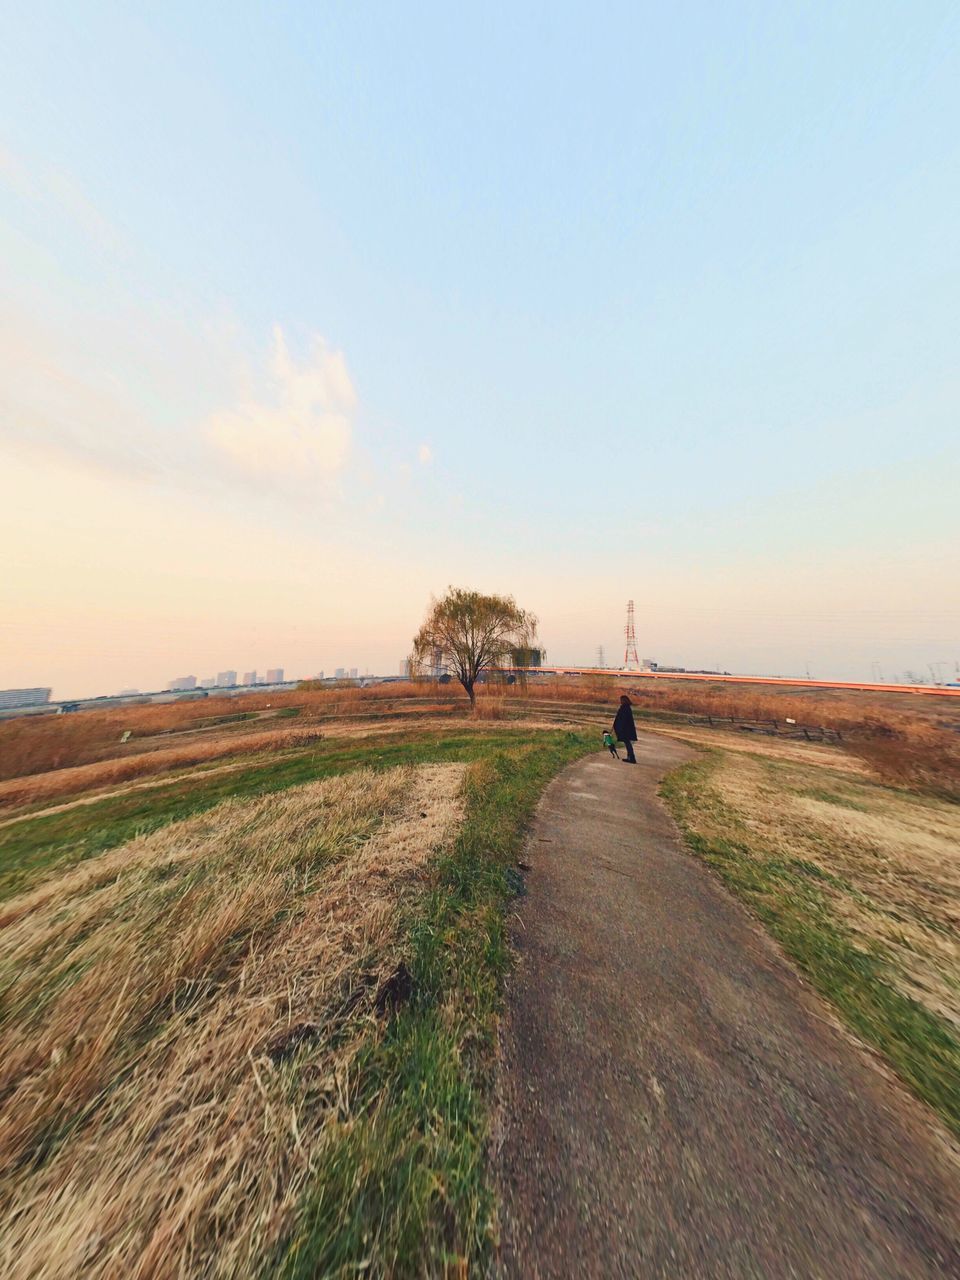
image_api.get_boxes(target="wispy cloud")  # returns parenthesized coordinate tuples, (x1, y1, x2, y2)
(0, 306, 360, 502)
(0, 310, 159, 479)
(1, 146, 360, 502)
(205, 326, 356, 483)
(0, 142, 124, 254)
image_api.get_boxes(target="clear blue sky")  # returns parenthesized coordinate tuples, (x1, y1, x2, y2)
(2, 2, 958, 694)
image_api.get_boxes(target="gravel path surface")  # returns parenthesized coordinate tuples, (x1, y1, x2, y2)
(494, 733, 960, 1278)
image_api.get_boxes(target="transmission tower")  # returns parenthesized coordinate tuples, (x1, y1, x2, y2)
(430, 644, 444, 679)
(596, 645, 606, 669)
(623, 600, 640, 670)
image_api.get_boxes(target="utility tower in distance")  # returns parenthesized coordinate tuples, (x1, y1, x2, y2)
(596, 645, 606, 668)
(623, 600, 640, 670)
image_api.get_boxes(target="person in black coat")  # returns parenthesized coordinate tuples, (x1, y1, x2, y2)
(613, 694, 638, 764)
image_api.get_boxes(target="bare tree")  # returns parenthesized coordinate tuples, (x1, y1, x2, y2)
(411, 588, 538, 706)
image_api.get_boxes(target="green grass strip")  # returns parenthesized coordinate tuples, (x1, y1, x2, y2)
(277, 731, 594, 1278)
(3, 725, 594, 1271)
(0, 728, 562, 901)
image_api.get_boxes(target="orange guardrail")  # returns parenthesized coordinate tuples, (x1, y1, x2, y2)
(499, 667, 960, 697)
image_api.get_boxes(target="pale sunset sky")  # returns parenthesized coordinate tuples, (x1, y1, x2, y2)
(2, 2, 958, 697)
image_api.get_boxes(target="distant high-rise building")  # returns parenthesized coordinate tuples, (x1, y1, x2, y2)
(349, 667, 358, 680)
(242, 671, 257, 686)
(200, 677, 216, 689)
(217, 671, 237, 687)
(0, 687, 51, 710)
(265, 667, 284, 684)
(169, 676, 197, 692)
(334, 667, 346, 679)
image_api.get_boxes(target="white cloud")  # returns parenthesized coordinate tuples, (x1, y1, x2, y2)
(205, 326, 356, 482)
(0, 146, 359, 499)
(0, 308, 359, 500)
(418, 443, 433, 465)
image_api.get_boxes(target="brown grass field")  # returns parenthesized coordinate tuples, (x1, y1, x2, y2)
(0, 682, 461, 783)
(3, 675, 958, 809)
(660, 728, 960, 1134)
(1, 764, 466, 1277)
(508, 676, 960, 798)
(0, 676, 958, 1269)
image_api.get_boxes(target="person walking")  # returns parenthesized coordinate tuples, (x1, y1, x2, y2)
(613, 694, 638, 764)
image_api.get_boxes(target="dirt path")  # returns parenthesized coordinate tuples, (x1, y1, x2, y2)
(494, 733, 960, 1278)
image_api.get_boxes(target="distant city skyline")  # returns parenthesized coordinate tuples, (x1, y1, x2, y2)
(23, 639, 960, 704)
(2, 4, 958, 699)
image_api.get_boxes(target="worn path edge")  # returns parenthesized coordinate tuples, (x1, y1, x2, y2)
(493, 732, 960, 1278)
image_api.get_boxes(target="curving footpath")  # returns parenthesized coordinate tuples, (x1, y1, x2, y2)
(494, 733, 960, 1278)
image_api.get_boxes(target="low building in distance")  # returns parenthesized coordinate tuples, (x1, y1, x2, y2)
(265, 667, 284, 683)
(217, 671, 237, 688)
(334, 667, 346, 679)
(200, 677, 216, 689)
(242, 671, 257, 686)
(511, 646, 543, 668)
(169, 676, 197, 692)
(349, 667, 358, 679)
(0, 687, 52, 710)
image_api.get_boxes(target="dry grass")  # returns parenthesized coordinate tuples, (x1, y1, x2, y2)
(0, 682, 463, 783)
(648, 722, 872, 776)
(0, 713, 574, 818)
(0, 726, 328, 811)
(671, 747, 960, 1032)
(0, 756, 266, 832)
(472, 695, 506, 720)
(662, 745, 960, 1132)
(514, 674, 956, 727)
(0, 763, 466, 1279)
(5, 673, 958, 807)
(508, 677, 960, 797)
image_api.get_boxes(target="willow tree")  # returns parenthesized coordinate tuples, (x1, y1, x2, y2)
(411, 588, 538, 706)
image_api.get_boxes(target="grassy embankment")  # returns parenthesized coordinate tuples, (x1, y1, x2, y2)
(505, 676, 960, 799)
(0, 725, 593, 1277)
(0, 681, 461, 784)
(0, 728, 537, 898)
(661, 740, 960, 1137)
(6, 674, 956, 811)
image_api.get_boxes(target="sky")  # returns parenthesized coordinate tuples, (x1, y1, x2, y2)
(2, 1, 958, 698)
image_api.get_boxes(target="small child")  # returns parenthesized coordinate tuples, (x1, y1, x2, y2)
(602, 731, 620, 759)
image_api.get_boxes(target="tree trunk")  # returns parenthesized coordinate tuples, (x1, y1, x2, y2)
(462, 678, 475, 706)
